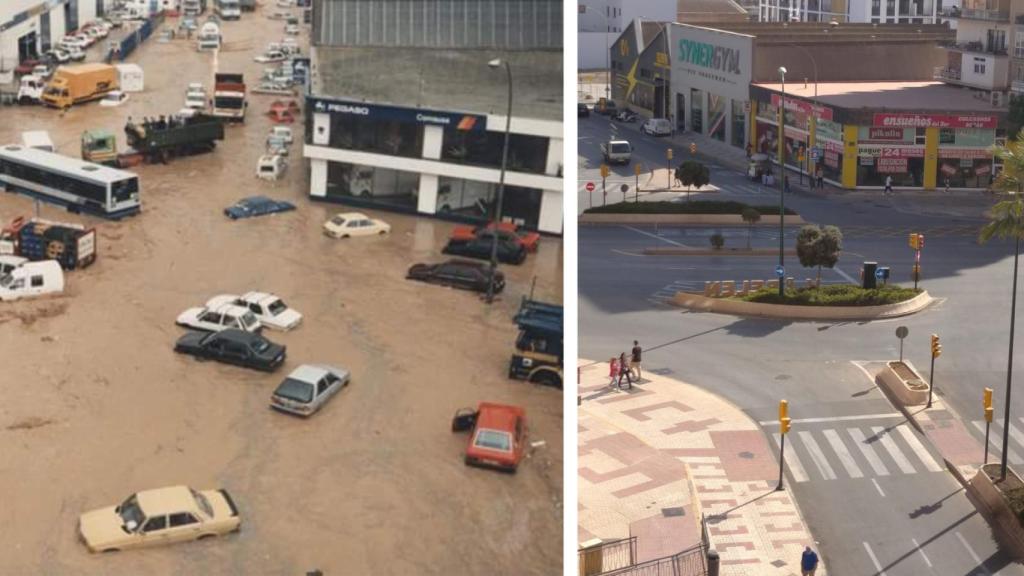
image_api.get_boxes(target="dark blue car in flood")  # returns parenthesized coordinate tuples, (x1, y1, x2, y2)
(224, 196, 296, 220)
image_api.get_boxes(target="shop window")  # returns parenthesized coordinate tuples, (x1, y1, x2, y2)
(857, 155, 926, 187)
(731, 100, 746, 148)
(442, 129, 549, 175)
(974, 58, 987, 74)
(690, 88, 704, 134)
(437, 177, 543, 229)
(936, 157, 994, 189)
(328, 115, 423, 159)
(708, 93, 726, 142)
(325, 161, 419, 211)
(915, 128, 927, 145)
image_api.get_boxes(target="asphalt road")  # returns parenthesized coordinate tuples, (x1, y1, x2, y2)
(579, 118, 1024, 574)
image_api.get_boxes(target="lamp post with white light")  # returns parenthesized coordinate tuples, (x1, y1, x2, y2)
(485, 58, 512, 304)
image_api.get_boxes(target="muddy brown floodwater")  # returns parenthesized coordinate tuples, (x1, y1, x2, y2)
(0, 7, 563, 576)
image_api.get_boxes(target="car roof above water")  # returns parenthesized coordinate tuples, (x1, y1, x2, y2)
(136, 485, 197, 516)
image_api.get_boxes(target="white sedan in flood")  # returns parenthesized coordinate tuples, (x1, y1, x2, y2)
(221, 291, 302, 331)
(99, 91, 129, 107)
(177, 297, 262, 333)
(323, 212, 391, 238)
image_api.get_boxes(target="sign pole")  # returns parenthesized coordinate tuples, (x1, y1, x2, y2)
(602, 177, 607, 206)
(777, 433, 786, 491)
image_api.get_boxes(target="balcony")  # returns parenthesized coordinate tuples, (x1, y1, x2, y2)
(942, 5, 1010, 20)
(944, 40, 1009, 56)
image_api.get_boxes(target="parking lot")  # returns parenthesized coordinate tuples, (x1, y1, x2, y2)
(0, 6, 562, 575)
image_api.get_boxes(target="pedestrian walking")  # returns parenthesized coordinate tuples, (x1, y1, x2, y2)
(630, 340, 643, 380)
(945, 177, 951, 193)
(884, 175, 894, 195)
(608, 357, 619, 387)
(816, 167, 824, 189)
(801, 546, 819, 576)
(618, 352, 633, 390)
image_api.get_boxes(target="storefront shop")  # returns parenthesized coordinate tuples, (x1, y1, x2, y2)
(668, 23, 753, 151)
(749, 82, 1005, 191)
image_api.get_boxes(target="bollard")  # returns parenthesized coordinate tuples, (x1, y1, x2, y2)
(707, 549, 720, 576)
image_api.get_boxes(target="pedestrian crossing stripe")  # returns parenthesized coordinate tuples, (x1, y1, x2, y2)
(772, 424, 943, 483)
(971, 419, 1024, 464)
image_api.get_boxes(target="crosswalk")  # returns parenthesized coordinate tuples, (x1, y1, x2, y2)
(971, 418, 1024, 465)
(772, 423, 944, 483)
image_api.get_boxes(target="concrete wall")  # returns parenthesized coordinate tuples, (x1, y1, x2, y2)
(753, 42, 950, 82)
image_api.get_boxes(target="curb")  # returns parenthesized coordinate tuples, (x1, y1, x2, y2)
(644, 248, 799, 256)
(579, 214, 806, 226)
(671, 290, 934, 321)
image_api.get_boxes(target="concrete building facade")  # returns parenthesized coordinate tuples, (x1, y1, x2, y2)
(578, 0, 675, 69)
(305, 0, 563, 234)
(936, 0, 1024, 105)
(758, 0, 940, 23)
(0, 0, 114, 72)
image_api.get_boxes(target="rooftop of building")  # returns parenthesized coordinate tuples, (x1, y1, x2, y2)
(686, 21, 955, 43)
(677, 0, 751, 23)
(752, 81, 1003, 112)
(311, 46, 562, 122)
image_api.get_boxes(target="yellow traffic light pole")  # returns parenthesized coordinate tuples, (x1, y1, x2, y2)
(634, 162, 641, 202)
(984, 387, 994, 464)
(600, 163, 610, 206)
(777, 400, 791, 491)
(928, 334, 941, 408)
(667, 148, 675, 190)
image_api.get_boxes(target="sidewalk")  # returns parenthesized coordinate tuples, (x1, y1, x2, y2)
(578, 360, 824, 575)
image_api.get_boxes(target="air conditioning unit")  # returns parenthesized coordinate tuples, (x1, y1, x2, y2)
(992, 91, 1004, 106)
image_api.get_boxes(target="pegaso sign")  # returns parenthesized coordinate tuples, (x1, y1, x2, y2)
(310, 97, 486, 131)
(678, 39, 741, 75)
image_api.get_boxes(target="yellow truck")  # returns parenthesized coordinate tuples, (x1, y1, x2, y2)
(41, 64, 118, 109)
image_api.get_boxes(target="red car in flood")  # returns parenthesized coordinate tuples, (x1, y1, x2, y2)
(452, 402, 527, 473)
(449, 222, 540, 252)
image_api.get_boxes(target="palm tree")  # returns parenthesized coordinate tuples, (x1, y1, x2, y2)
(979, 128, 1024, 481)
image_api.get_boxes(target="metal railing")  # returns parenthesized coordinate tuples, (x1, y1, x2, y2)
(943, 40, 1008, 55)
(596, 544, 708, 576)
(579, 537, 638, 575)
(701, 514, 711, 549)
(958, 7, 1009, 20)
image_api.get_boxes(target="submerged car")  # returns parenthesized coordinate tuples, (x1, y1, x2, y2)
(229, 291, 302, 331)
(442, 236, 527, 265)
(99, 91, 129, 107)
(78, 485, 240, 553)
(174, 329, 286, 372)
(451, 402, 527, 472)
(270, 364, 350, 416)
(449, 222, 540, 252)
(224, 195, 295, 219)
(322, 212, 391, 238)
(176, 298, 262, 333)
(406, 259, 505, 294)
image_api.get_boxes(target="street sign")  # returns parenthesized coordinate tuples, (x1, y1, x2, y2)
(620, 184, 629, 193)
(585, 182, 595, 192)
(896, 326, 909, 339)
(875, 268, 885, 279)
(810, 147, 822, 161)
(775, 265, 785, 278)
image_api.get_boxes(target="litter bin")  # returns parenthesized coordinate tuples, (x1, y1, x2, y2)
(862, 261, 878, 289)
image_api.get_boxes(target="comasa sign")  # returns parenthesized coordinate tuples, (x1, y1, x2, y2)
(873, 113, 998, 129)
(678, 39, 741, 75)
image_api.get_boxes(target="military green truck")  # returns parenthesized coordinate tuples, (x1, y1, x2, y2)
(82, 114, 225, 167)
(508, 298, 563, 389)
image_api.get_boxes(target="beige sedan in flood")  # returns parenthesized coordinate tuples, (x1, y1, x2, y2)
(323, 212, 391, 238)
(79, 485, 240, 552)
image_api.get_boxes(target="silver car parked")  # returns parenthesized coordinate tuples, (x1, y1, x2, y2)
(270, 364, 350, 417)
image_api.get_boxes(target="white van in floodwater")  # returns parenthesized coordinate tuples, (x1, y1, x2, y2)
(21, 131, 55, 152)
(0, 260, 64, 301)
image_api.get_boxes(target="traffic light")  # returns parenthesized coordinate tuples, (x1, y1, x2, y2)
(909, 233, 920, 250)
(600, 164, 610, 179)
(666, 148, 674, 160)
(984, 387, 994, 423)
(634, 163, 642, 175)
(779, 400, 791, 434)
(918, 234, 925, 249)
(689, 142, 697, 155)
(931, 334, 942, 359)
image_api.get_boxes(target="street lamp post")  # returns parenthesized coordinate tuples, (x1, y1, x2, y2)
(485, 58, 513, 305)
(778, 66, 787, 298)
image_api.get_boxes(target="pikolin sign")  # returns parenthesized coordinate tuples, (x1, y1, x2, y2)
(678, 39, 741, 75)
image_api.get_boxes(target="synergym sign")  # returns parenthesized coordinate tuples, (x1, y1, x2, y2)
(677, 39, 742, 76)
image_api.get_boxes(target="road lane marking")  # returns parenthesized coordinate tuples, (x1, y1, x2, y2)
(759, 413, 902, 426)
(871, 426, 917, 474)
(955, 532, 989, 575)
(1007, 421, 1024, 449)
(620, 225, 690, 248)
(973, 420, 1024, 464)
(833, 265, 857, 284)
(797, 431, 838, 480)
(871, 478, 886, 497)
(911, 537, 932, 568)
(896, 425, 944, 473)
(849, 428, 891, 476)
(863, 542, 888, 576)
(772, 433, 809, 483)
(823, 429, 864, 478)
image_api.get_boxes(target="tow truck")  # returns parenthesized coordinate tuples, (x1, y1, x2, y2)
(508, 298, 563, 389)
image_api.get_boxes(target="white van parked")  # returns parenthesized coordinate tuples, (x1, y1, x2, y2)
(0, 261, 64, 301)
(21, 131, 55, 152)
(256, 154, 287, 181)
(641, 118, 673, 137)
(0, 255, 28, 276)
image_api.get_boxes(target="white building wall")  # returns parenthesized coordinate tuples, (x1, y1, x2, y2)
(1, 0, 113, 72)
(759, 0, 938, 22)
(579, 0, 674, 32)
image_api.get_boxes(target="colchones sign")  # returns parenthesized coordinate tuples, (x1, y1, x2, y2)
(678, 39, 741, 75)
